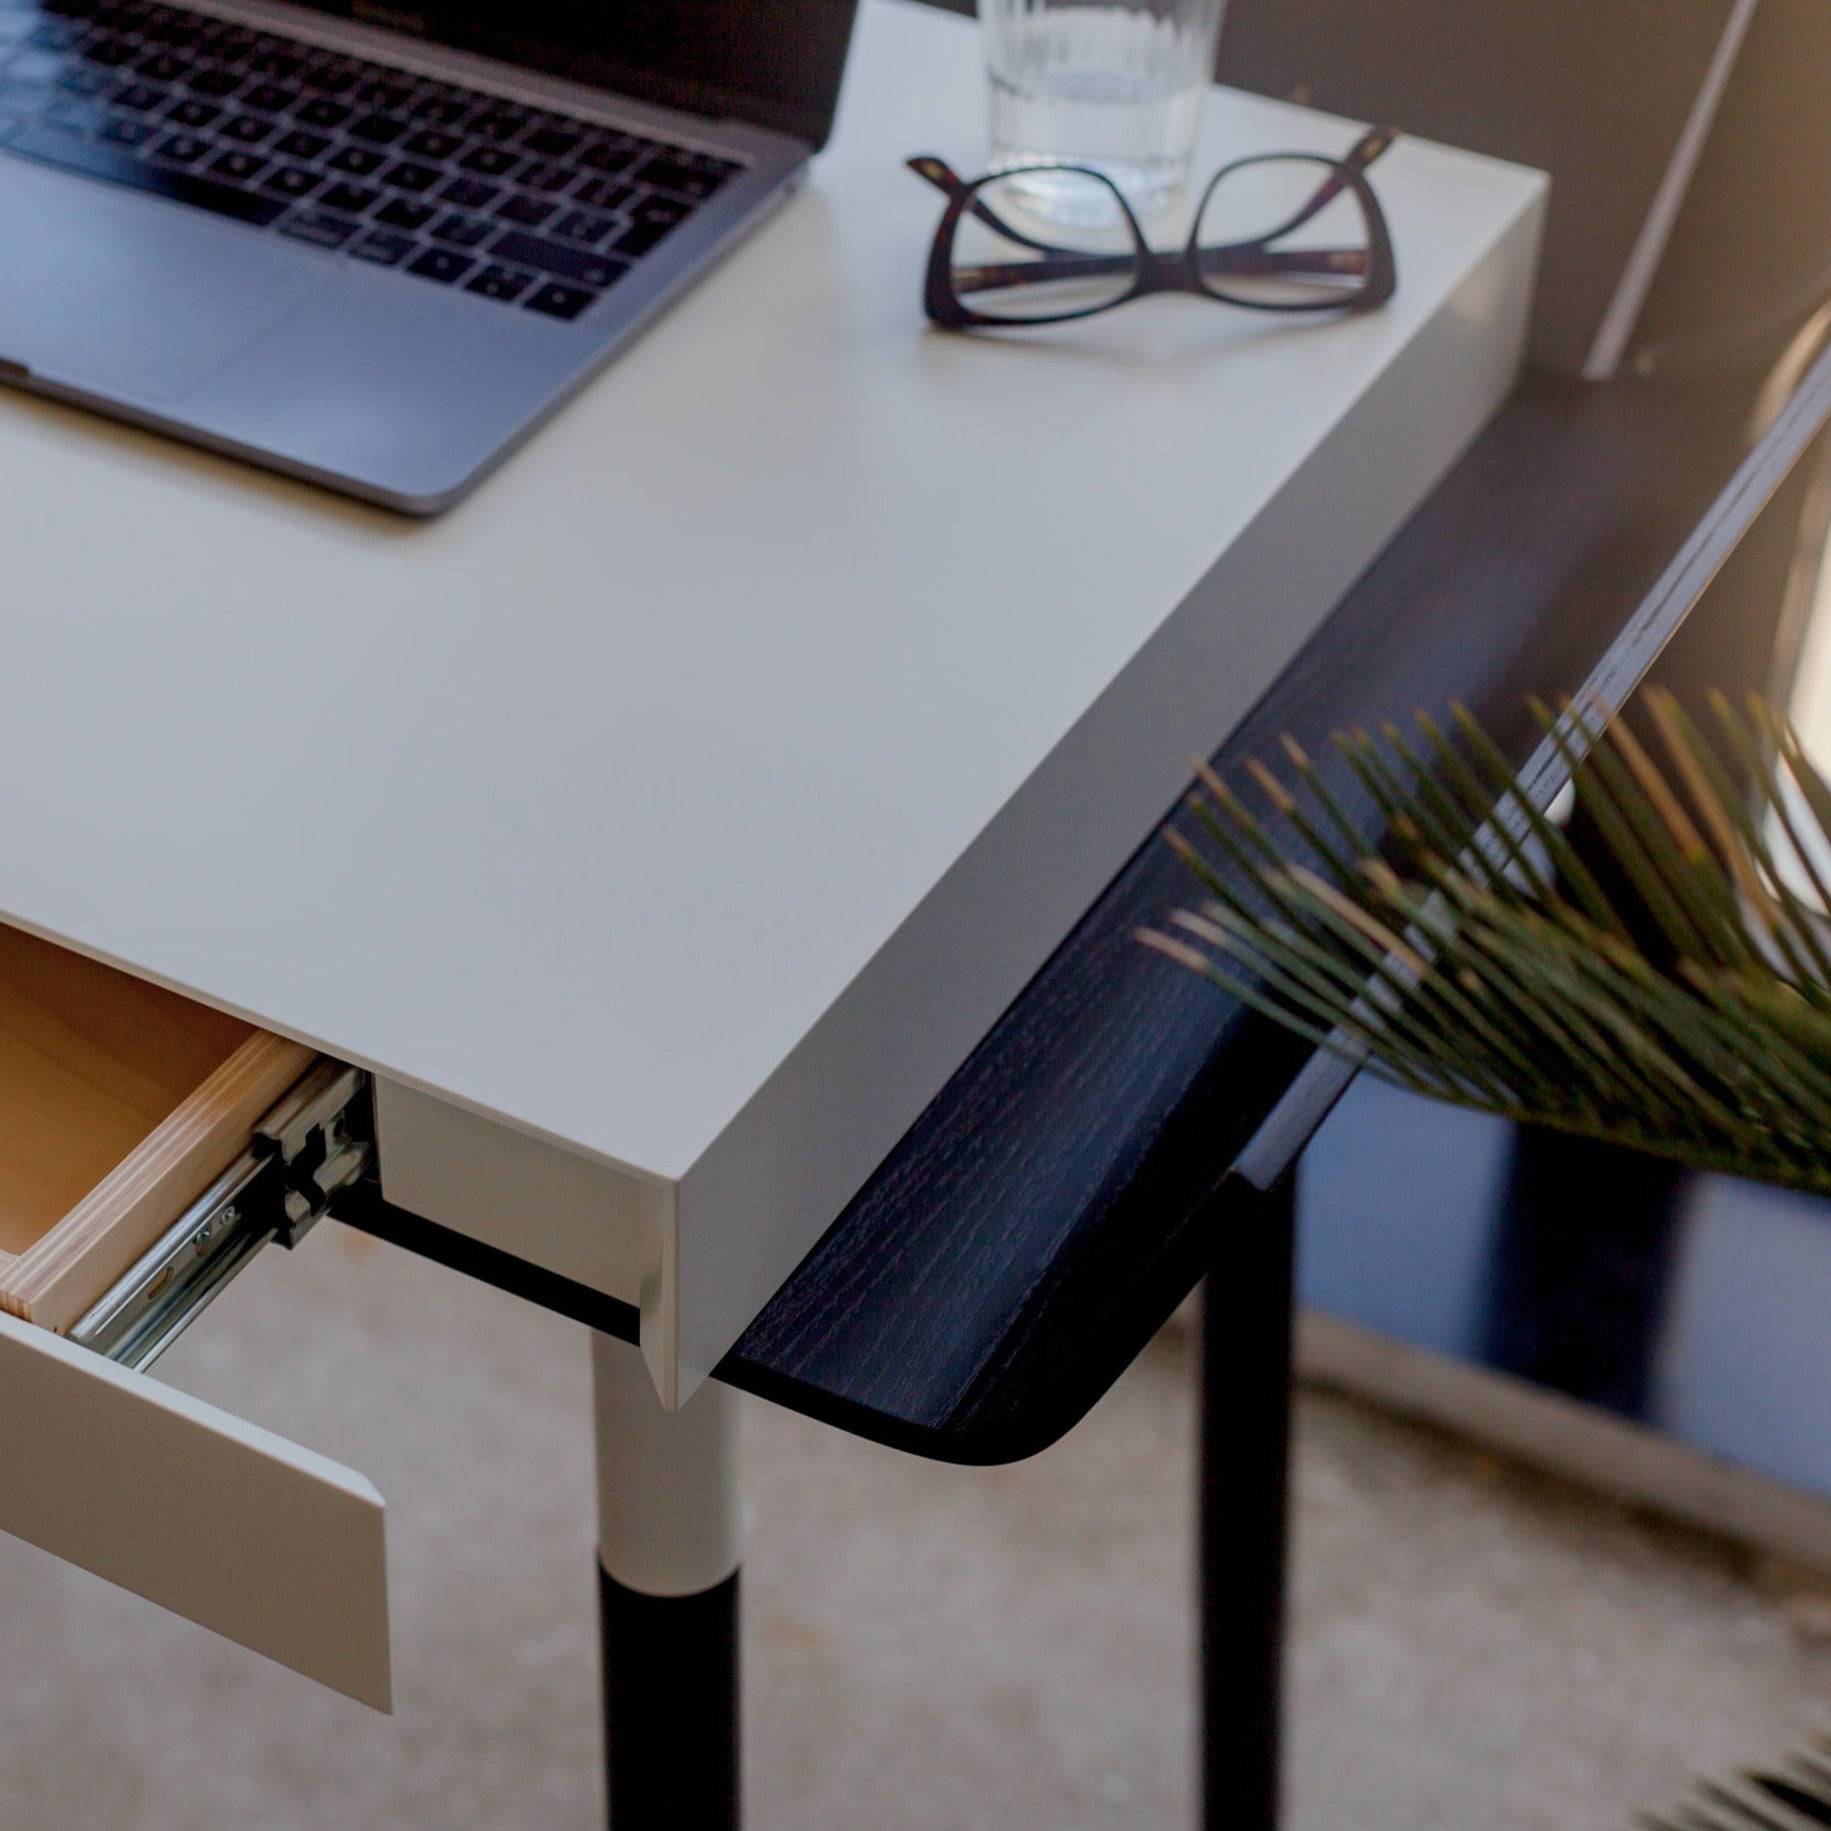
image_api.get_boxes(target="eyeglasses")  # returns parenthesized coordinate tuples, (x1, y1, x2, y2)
(906, 128, 1398, 331)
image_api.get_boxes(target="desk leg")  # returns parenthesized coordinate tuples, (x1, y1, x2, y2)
(592, 1333, 743, 1830)
(1199, 1172, 1296, 1831)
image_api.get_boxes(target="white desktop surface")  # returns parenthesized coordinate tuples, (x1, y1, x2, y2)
(0, 0, 1544, 1401)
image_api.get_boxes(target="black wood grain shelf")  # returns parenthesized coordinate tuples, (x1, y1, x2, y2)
(337, 353, 1831, 1465)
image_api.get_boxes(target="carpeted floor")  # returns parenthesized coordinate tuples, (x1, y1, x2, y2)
(1, 1220, 1827, 1829)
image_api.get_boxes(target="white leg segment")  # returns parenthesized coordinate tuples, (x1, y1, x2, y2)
(592, 1331, 743, 1597)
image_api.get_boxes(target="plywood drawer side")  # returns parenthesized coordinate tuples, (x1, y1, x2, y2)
(0, 1024, 316, 1332)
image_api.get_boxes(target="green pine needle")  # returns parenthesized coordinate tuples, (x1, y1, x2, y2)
(1139, 690, 1831, 1197)
(1639, 1728, 1831, 1828)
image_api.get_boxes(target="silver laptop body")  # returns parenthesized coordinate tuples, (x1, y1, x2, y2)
(0, 0, 856, 510)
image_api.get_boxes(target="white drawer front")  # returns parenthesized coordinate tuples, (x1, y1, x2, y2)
(0, 1308, 390, 1710)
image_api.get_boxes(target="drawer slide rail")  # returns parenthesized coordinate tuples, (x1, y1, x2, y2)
(67, 1063, 371, 1370)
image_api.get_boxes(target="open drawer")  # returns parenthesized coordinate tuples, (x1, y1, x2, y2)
(0, 923, 391, 1710)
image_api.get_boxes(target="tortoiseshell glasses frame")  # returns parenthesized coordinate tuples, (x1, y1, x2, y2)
(906, 127, 1399, 330)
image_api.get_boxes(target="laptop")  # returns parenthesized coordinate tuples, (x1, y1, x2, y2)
(0, 0, 860, 510)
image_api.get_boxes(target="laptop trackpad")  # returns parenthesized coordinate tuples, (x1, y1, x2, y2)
(0, 159, 316, 403)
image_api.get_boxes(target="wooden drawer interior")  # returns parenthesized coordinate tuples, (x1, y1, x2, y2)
(0, 925, 313, 1333)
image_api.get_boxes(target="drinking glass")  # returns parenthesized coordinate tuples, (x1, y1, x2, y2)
(980, 0, 1229, 225)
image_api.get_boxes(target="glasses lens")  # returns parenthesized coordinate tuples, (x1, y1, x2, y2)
(1193, 156, 1374, 307)
(949, 171, 1142, 322)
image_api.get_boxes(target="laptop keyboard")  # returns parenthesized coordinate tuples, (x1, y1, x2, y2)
(0, 0, 745, 320)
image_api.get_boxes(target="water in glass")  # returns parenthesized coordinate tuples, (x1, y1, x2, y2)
(981, 0, 1227, 225)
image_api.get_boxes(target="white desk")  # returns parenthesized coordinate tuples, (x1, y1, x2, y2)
(0, 0, 1542, 1417)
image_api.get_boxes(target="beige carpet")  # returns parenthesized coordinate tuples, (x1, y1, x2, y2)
(0, 1221, 1826, 1829)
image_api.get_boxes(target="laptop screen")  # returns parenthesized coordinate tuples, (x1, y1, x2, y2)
(307, 0, 861, 149)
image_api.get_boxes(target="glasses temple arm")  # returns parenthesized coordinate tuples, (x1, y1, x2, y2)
(1220, 127, 1397, 251)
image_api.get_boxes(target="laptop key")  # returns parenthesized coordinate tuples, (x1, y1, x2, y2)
(347, 110, 406, 145)
(635, 156, 727, 202)
(136, 50, 184, 82)
(551, 208, 613, 246)
(523, 280, 596, 321)
(610, 195, 690, 258)
(495, 191, 554, 226)
(186, 64, 242, 96)
(247, 50, 304, 80)
(464, 262, 532, 302)
(294, 96, 350, 129)
(458, 142, 516, 177)
(406, 91, 467, 126)
(303, 59, 358, 96)
(220, 114, 274, 144)
(383, 159, 438, 192)
(405, 245, 473, 284)
(439, 174, 497, 209)
(164, 96, 219, 127)
(402, 127, 459, 159)
(467, 108, 526, 142)
(515, 158, 571, 193)
(318, 179, 378, 215)
(375, 193, 436, 231)
(272, 127, 328, 160)
(209, 148, 266, 183)
(520, 125, 579, 159)
(357, 79, 411, 110)
(56, 65, 110, 94)
(148, 129, 209, 163)
(6, 121, 286, 221)
(487, 228, 626, 290)
(278, 206, 358, 247)
(327, 142, 384, 176)
(349, 226, 412, 265)
(576, 140, 636, 173)
(572, 176, 632, 211)
(241, 81, 297, 113)
(259, 162, 320, 198)
(429, 209, 490, 247)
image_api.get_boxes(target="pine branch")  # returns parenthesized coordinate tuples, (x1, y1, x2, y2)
(1640, 1728, 1831, 1828)
(1140, 690, 1831, 1197)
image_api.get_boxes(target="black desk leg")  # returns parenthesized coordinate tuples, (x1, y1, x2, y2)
(1200, 1172, 1296, 1831)
(600, 1568, 741, 1825)
(592, 1332, 743, 1829)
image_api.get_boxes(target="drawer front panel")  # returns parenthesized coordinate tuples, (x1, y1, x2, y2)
(0, 1308, 390, 1709)
(375, 1075, 662, 1310)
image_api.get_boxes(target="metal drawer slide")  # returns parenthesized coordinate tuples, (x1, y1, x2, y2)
(67, 1062, 371, 1370)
